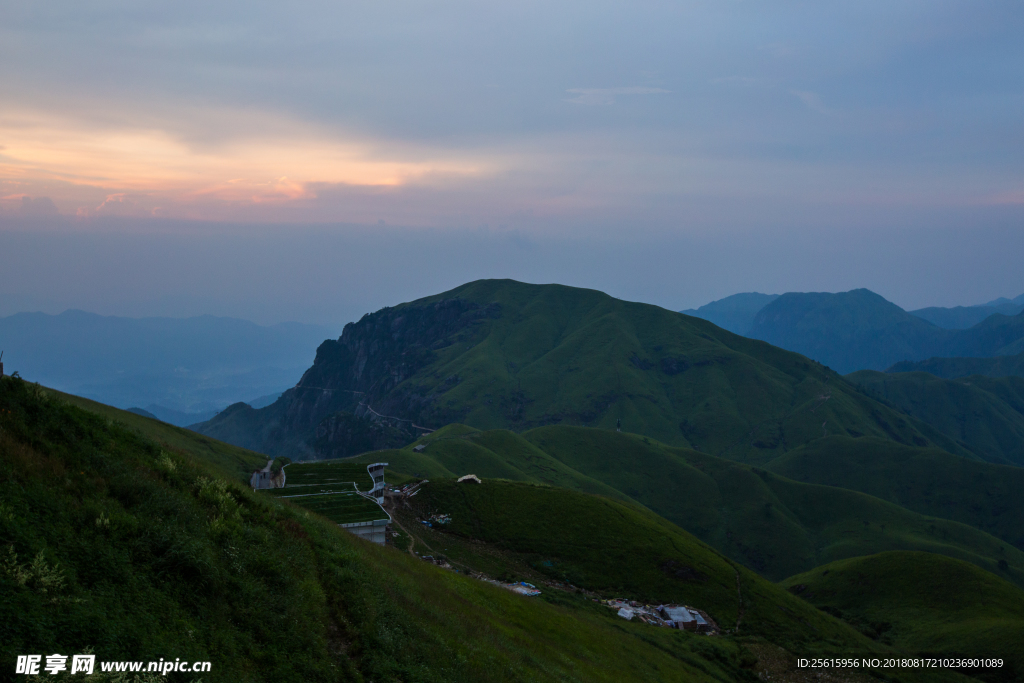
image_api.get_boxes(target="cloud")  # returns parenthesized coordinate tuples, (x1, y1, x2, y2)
(19, 195, 59, 215)
(564, 87, 669, 106)
(78, 193, 145, 218)
(0, 194, 60, 215)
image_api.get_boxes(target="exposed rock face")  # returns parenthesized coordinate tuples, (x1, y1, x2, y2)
(198, 296, 501, 458)
(281, 297, 499, 435)
(313, 411, 414, 459)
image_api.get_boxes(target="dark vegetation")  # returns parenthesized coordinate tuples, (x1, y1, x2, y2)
(1, 375, 805, 683)
(781, 552, 1024, 682)
(765, 436, 1024, 551)
(889, 352, 1024, 379)
(848, 371, 1024, 466)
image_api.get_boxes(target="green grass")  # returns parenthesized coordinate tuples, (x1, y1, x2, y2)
(197, 279, 966, 465)
(404, 478, 891, 655)
(764, 435, 1024, 551)
(351, 424, 630, 501)
(780, 552, 1024, 682)
(518, 426, 1024, 585)
(849, 370, 1024, 466)
(359, 423, 1024, 587)
(46, 387, 267, 481)
(1, 375, 814, 683)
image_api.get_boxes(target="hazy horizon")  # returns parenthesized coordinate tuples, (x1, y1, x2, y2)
(2, 215, 1022, 327)
(2, 0, 1022, 326)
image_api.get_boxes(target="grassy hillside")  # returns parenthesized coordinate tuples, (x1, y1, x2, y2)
(1, 374, 818, 683)
(781, 552, 1024, 682)
(362, 424, 1024, 587)
(765, 436, 1024, 550)
(521, 427, 1024, 585)
(355, 424, 631, 500)
(196, 279, 959, 466)
(403, 478, 888, 655)
(848, 370, 1024, 466)
(49, 386, 266, 481)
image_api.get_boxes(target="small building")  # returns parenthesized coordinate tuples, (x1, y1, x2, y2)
(250, 459, 286, 489)
(412, 444, 427, 453)
(660, 605, 695, 628)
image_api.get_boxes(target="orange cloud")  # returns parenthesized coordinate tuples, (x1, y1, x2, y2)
(0, 107, 486, 218)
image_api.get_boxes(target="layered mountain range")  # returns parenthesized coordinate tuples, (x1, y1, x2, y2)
(686, 289, 1024, 375)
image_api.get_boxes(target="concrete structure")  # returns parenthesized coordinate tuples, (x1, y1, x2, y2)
(366, 462, 387, 504)
(457, 474, 482, 484)
(341, 519, 390, 545)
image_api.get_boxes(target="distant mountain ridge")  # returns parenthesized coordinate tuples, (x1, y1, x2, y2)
(680, 292, 779, 335)
(889, 351, 1024, 379)
(746, 290, 1024, 373)
(909, 302, 1024, 329)
(683, 290, 1024, 374)
(686, 291, 1024, 333)
(0, 309, 336, 412)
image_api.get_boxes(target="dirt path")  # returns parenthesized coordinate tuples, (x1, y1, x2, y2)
(389, 515, 420, 556)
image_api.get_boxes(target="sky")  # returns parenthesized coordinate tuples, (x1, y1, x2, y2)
(1, 0, 1023, 324)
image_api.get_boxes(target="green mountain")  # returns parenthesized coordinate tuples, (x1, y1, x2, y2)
(888, 352, 1024, 379)
(4, 374, 831, 683)
(764, 435, 1024, 549)
(680, 292, 779, 335)
(355, 426, 1024, 586)
(748, 289, 1024, 373)
(194, 279, 957, 464)
(848, 370, 1024, 466)
(781, 552, 1024, 682)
